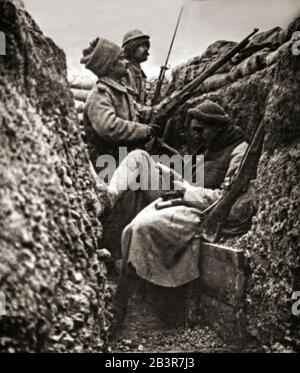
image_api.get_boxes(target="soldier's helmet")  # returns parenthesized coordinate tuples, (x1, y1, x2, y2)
(122, 29, 150, 48)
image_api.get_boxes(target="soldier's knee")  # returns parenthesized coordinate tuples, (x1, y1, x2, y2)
(121, 220, 146, 249)
(122, 224, 131, 241)
(128, 149, 150, 163)
(123, 216, 150, 237)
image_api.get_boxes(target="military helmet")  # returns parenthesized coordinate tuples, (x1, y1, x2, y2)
(122, 29, 150, 48)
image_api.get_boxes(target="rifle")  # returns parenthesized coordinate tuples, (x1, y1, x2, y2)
(151, 65, 170, 107)
(151, 6, 184, 106)
(150, 28, 259, 125)
(200, 116, 265, 243)
(155, 195, 220, 212)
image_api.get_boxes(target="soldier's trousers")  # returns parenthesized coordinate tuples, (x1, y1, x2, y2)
(102, 149, 185, 260)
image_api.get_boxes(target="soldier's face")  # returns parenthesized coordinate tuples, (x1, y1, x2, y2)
(133, 42, 150, 63)
(113, 53, 129, 78)
(190, 119, 219, 148)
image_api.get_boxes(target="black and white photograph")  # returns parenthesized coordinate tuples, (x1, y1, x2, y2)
(0, 0, 300, 356)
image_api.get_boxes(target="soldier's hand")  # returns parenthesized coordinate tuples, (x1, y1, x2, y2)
(161, 189, 185, 201)
(148, 123, 162, 138)
(140, 107, 153, 123)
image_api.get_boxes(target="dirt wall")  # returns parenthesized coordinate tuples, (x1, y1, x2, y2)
(0, 0, 109, 352)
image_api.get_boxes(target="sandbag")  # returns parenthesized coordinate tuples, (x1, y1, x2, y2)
(69, 75, 96, 90)
(71, 88, 90, 103)
(201, 73, 232, 92)
(280, 15, 300, 43)
(265, 40, 291, 66)
(229, 49, 268, 80)
(216, 60, 234, 74)
(247, 27, 282, 49)
(71, 81, 94, 91)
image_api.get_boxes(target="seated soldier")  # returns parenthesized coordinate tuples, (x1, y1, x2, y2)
(122, 29, 150, 104)
(105, 100, 250, 334)
(80, 37, 156, 172)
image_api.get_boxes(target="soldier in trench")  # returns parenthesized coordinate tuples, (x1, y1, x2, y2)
(104, 100, 254, 335)
(80, 37, 253, 334)
(80, 37, 158, 172)
(121, 29, 150, 105)
(81, 37, 163, 263)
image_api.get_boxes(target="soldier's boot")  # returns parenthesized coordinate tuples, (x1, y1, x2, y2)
(109, 264, 138, 339)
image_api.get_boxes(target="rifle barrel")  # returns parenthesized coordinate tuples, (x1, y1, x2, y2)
(200, 116, 265, 243)
(181, 28, 259, 96)
(152, 28, 259, 122)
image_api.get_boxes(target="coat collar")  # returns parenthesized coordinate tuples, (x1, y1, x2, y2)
(97, 76, 127, 93)
(129, 62, 147, 79)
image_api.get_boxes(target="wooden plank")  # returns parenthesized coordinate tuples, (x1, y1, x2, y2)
(200, 293, 246, 342)
(200, 242, 246, 306)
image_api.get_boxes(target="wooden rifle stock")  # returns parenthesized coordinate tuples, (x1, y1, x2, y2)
(152, 65, 168, 106)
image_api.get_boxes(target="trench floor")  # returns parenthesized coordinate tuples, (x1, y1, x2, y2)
(108, 278, 262, 353)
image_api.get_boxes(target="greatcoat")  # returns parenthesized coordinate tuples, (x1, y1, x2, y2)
(83, 76, 150, 171)
(123, 62, 147, 105)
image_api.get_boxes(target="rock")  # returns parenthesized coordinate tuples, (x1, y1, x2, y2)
(73, 272, 83, 283)
(63, 176, 73, 188)
(50, 332, 65, 343)
(123, 339, 133, 346)
(62, 334, 75, 344)
(72, 313, 85, 326)
(97, 249, 112, 261)
(69, 75, 96, 90)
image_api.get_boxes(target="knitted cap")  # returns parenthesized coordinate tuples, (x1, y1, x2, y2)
(80, 38, 122, 77)
(188, 100, 231, 126)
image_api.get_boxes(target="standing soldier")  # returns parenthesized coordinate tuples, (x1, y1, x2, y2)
(122, 29, 150, 104)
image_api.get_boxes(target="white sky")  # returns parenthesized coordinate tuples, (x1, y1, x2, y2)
(24, 0, 300, 78)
